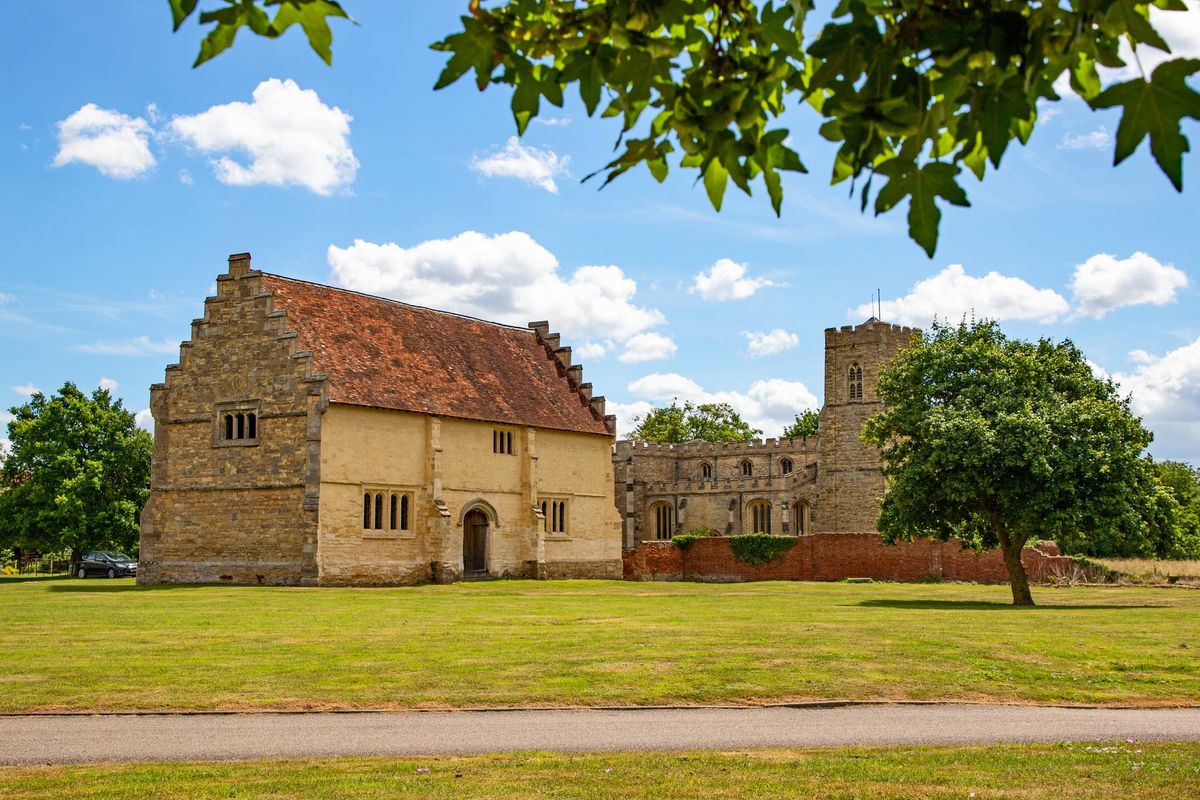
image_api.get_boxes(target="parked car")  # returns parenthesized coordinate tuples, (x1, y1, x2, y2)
(76, 552, 137, 579)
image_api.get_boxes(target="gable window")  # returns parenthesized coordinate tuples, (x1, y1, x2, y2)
(541, 498, 568, 534)
(214, 401, 261, 447)
(848, 363, 864, 401)
(701, 462, 713, 480)
(748, 500, 772, 534)
(780, 458, 794, 475)
(650, 502, 675, 540)
(493, 429, 515, 455)
(363, 488, 413, 533)
(740, 459, 753, 477)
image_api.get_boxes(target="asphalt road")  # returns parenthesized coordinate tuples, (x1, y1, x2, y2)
(2, 705, 1198, 765)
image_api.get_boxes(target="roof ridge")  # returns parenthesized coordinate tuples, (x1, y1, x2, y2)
(260, 272, 537, 334)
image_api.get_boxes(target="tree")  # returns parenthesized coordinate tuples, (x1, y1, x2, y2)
(782, 409, 819, 439)
(0, 383, 152, 559)
(1153, 460, 1200, 558)
(630, 401, 762, 442)
(167, 1, 1200, 256)
(862, 321, 1170, 606)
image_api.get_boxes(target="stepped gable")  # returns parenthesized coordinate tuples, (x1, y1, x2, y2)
(259, 273, 610, 436)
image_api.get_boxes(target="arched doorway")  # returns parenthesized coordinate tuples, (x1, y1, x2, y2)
(463, 509, 489, 576)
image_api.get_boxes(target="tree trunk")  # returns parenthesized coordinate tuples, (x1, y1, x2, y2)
(996, 527, 1034, 606)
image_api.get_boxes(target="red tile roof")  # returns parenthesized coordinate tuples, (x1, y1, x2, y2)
(260, 274, 611, 436)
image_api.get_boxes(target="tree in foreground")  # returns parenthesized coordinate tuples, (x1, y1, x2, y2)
(0, 383, 152, 559)
(167, 0, 1200, 256)
(782, 409, 819, 439)
(862, 321, 1172, 606)
(1153, 460, 1200, 558)
(630, 401, 762, 443)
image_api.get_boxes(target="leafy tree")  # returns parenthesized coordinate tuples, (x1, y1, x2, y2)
(862, 321, 1170, 606)
(630, 401, 762, 442)
(782, 409, 819, 439)
(0, 383, 152, 559)
(167, 0, 1200, 256)
(1153, 460, 1200, 558)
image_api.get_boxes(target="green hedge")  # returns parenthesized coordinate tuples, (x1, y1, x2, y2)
(671, 528, 717, 551)
(727, 533, 798, 567)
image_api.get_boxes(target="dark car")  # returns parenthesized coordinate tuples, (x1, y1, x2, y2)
(76, 552, 137, 579)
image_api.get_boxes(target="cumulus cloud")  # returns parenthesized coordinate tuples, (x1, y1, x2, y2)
(76, 336, 179, 356)
(12, 383, 39, 397)
(607, 400, 654, 437)
(575, 340, 613, 360)
(619, 332, 678, 363)
(135, 408, 154, 433)
(469, 137, 570, 193)
(1113, 336, 1200, 462)
(178, 169, 194, 186)
(53, 103, 156, 179)
(327, 231, 665, 346)
(624, 372, 819, 437)
(98, 377, 119, 393)
(855, 264, 1070, 327)
(1058, 127, 1111, 150)
(743, 329, 800, 358)
(170, 78, 357, 195)
(1070, 252, 1188, 319)
(690, 258, 781, 301)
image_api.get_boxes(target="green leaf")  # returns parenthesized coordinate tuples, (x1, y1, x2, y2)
(511, 79, 540, 135)
(194, 20, 240, 67)
(703, 158, 729, 211)
(1092, 58, 1200, 191)
(169, 0, 200, 32)
(875, 160, 970, 257)
(270, 0, 351, 66)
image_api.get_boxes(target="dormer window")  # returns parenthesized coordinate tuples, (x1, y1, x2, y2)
(848, 363, 864, 401)
(214, 401, 261, 447)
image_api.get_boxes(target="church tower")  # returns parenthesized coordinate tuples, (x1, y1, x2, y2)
(812, 319, 917, 534)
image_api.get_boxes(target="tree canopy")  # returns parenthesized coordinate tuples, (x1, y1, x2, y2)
(1153, 459, 1200, 558)
(630, 401, 763, 442)
(168, 0, 1200, 256)
(0, 384, 152, 558)
(782, 409, 819, 439)
(862, 320, 1173, 605)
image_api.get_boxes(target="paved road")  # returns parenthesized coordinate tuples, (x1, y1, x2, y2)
(2, 705, 1198, 765)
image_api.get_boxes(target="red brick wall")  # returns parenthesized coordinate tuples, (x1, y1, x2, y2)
(622, 534, 1076, 584)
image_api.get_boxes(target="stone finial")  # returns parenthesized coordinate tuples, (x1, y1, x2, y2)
(553, 346, 572, 369)
(543, 332, 561, 351)
(228, 252, 252, 278)
(604, 414, 617, 435)
(528, 321, 550, 338)
(578, 382, 593, 401)
(566, 364, 583, 386)
(589, 395, 606, 418)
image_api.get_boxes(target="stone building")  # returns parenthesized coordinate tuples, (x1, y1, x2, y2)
(614, 319, 916, 548)
(139, 253, 623, 585)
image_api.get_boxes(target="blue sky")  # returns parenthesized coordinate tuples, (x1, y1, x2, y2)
(2, 2, 1199, 462)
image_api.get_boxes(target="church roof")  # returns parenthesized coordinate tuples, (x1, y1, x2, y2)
(260, 274, 611, 437)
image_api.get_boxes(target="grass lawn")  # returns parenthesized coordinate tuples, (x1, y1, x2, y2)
(0, 577, 1197, 712)
(3, 744, 1198, 799)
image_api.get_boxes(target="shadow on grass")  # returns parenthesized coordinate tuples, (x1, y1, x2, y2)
(857, 599, 1166, 611)
(0, 575, 73, 584)
(46, 583, 210, 593)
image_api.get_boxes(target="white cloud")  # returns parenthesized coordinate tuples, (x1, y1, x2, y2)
(135, 408, 154, 433)
(53, 103, 156, 179)
(327, 231, 665, 345)
(0, 293, 13, 305)
(1058, 126, 1111, 150)
(178, 169, 194, 186)
(0, 410, 12, 460)
(98, 377, 119, 393)
(743, 329, 800, 358)
(76, 336, 179, 356)
(607, 400, 654, 438)
(689, 258, 780, 301)
(1113, 336, 1200, 462)
(145, 103, 160, 124)
(1070, 252, 1188, 319)
(469, 137, 570, 193)
(619, 332, 677, 363)
(170, 78, 358, 195)
(624, 373, 819, 437)
(12, 383, 39, 397)
(1129, 349, 1157, 365)
(855, 264, 1070, 327)
(575, 340, 613, 360)
(534, 116, 572, 127)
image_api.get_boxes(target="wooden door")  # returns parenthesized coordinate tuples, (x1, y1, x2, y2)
(463, 509, 488, 575)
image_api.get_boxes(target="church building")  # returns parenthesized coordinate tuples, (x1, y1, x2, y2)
(138, 253, 623, 585)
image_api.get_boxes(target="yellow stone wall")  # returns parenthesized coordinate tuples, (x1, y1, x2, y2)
(317, 404, 622, 584)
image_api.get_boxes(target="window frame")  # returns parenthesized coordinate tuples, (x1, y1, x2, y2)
(492, 428, 516, 455)
(541, 497, 570, 536)
(748, 499, 772, 534)
(213, 400, 262, 447)
(361, 485, 417, 538)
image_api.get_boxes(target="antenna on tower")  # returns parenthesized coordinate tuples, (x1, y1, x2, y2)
(877, 288, 881, 320)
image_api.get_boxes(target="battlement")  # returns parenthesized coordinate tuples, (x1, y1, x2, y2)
(824, 318, 919, 344)
(613, 436, 818, 458)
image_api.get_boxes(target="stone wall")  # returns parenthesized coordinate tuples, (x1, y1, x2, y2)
(139, 253, 326, 585)
(622, 534, 1076, 585)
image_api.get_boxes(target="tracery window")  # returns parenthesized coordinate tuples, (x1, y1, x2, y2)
(701, 462, 713, 480)
(363, 489, 412, 532)
(848, 363, 864, 401)
(780, 458, 794, 475)
(650, 502, 675, 540)
(748, 500, 772, 534)
(740, 459, 753, 477)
